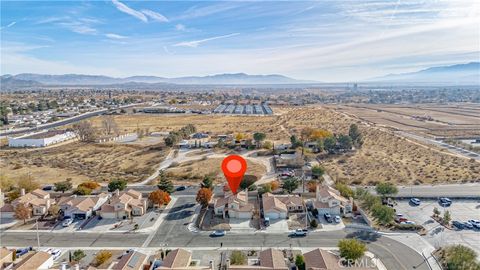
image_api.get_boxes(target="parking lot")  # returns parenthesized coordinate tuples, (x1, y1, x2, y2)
(395, 199, 480, 254)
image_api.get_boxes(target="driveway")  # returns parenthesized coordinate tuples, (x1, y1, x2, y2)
(264, 219, 289, 233)
(229, 218, 256, 233)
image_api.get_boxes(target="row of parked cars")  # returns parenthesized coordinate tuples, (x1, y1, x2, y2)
(452, 219, 480, 230)
(409, 197, 453, 207)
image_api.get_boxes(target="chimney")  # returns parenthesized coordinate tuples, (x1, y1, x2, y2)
(20, 188, 26, 196)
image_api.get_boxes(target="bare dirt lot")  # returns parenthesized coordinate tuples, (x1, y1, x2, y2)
(0, 142, 167, 185)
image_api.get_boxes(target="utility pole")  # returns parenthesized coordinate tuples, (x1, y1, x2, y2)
(36, 218, 40, 248)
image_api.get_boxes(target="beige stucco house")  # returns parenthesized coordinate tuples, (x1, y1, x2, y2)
(99, 189, 147, 219)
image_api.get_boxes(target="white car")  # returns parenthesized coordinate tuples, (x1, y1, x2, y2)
(401, 221, 416, 225)
(62, 218, 73, 227)
(334, 216, 341, 223)
(50, 249, 62, 260)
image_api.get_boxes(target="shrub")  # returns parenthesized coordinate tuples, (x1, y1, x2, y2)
(94, 250, 112, 266)
(310, 219, 318, 228)
(230, 251, 247, 265)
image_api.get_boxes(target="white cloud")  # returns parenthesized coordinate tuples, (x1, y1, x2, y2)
(105, 33, 127, 39)
(141, 9, 169, 23)
(111, 0, 148, 22)
(173, 33, 240, 48)
(58, 21, 97, 34)
(175, 24, 186, 31)
(0, 21, 16, 30)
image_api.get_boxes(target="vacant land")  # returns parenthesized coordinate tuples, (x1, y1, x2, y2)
(327, 103, 480, 138)
(164, 157, 266, 185)
(2, 104, 478, 186)
(0, 142, 167, 185)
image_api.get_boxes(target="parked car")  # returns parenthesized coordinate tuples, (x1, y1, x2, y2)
(176, 186, 186, 191)
(439, 197, 452, 207)
(395, 214, 408, 223)
(463, 222, 474, 229)
(62, 218, 73, 227)
(42, 185, 54, 191)
(334, 216, 341, 223)
(49, 249, 62, 260)
(409, 198, 421, 206)
(15, 248, 31, 258)
(291, 229, 307, 237)
(467, 219, 480, 229)
(210, 230, 225, 237)
(264, 217, 270, 227)
(452, 221, 464, 229)
(324, 213, 333, 223)
(400, 221, 416, 225)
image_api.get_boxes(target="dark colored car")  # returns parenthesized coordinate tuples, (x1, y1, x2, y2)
(439, 197, 452, 207)
(324, 213, 333, 223)
(452, 221, 464, 229)
(176, 186, 186, 191)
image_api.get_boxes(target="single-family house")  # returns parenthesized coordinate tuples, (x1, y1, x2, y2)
(275, 152, 304, 169)
(57, 193, 110, 220)
(303, 248, 370, 270)
(262, 193, 304, 220)
(153, 248, 213, 270)
(113, 251, 148, 270)
(214, 190, 254, 219)
(99, 189, 147, 219)
(314, 185, 353, 217)
(12, 251, 53, 270)
(0, 248, 13, 269)
(227, 249, 288, 270)
(1, 189, 54, 218)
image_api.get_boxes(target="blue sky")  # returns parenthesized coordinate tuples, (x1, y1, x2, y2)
(1, 0, 479, 82)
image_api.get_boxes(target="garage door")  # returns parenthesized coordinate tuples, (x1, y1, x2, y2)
(266, 212, 280, 219)
(237, 212, 252, 219)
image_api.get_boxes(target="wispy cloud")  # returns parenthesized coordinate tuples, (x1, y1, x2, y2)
(105, 33, 127, 39)
(176, 3, 241, 20)
(0, 21, 16, 30)
(58, 21, 97, 34)
(141, 9, 169, 22)
(112, 0, 147, 22)
(173, 33, 240, 48)
(175, 24, 186, 31)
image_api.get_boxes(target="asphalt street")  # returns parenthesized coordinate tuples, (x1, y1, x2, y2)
(0, 196, 430, 270)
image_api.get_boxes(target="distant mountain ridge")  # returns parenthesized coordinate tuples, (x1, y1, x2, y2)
(1, 72, 314, 86)
(370, 62, 480, 84)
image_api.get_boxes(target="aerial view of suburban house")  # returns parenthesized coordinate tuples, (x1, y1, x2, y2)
(152, 248, 213, 269)
(262, 193, 304, 220)
(214, 190, 254, 219)
(313, 184, 353, 217)
(112, 251, 148, 270)
(57, 193, 110, 220)
(1, 188, 54, 218)
(99, 189, 147, 219)
(12, 251, 53, 270)
(8, 129, 76, 148)
(303, 248, 370, 270)
(227, 248, 288, 270)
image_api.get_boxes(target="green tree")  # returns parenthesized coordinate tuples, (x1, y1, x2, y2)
(324, 136, 337, 153)
(362, 193, 381, 211)
(443, 245, 480, 270)
(349, 124, 363, 147)
(375, 182, 398, 198)
(433, 207, 441, 217)
(310, 219, 318, 228)
(338, 134, 353, 150)
(240, 175, 257, 190)
(443, 210, 451, 225)
(253, 132, 266, 148)
(201, 175, 214, 189)
(72, 250, 86, 262)
(338, 239, 367, 262)
(258, 183, 272, 195)
(230, 251, 247, 265)
(108, 179, 127, 192)
(311, 165, 325, 179)
(54, 181, 72, 193)
(282, 177, 299, 194)
(371, 204, 395, 225)
(157, 171, 174, 194)
(74, 186, 92, 195)
(295, 255, 305, 270)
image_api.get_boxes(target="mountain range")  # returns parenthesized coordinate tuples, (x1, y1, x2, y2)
(0, 73, 313, 86)
(370, 62, 480, 84)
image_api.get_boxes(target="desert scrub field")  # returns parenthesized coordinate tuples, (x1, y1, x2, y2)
(278, 106, 480, 185)
(0, 142, 167, 185)
(164, 157, 266, 185)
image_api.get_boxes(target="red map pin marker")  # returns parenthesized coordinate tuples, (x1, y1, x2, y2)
(221, 155, 247, 194)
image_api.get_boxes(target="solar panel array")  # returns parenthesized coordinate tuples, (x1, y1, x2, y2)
(213, 103, 273, 115)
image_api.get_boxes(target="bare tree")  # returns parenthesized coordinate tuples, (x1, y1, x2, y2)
(101, 116, 119, 136)
(73, 120, 97, 142)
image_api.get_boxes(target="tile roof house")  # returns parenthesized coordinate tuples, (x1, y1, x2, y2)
(214, 190, 254, 219)
(154, 248, 213, 270)
(12, 251, 53, 270)
(57, 193, 110, 220)
(99, 189, 147, 219)
(262, 193, 304, 220)
(303, 248, 370, 270)
(0, 247, 13, 268)
(113, 251, 148, 270)
(228, 249, 288, 270)
(1, 189, 54, 218)
(314, 185, 353, 217)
